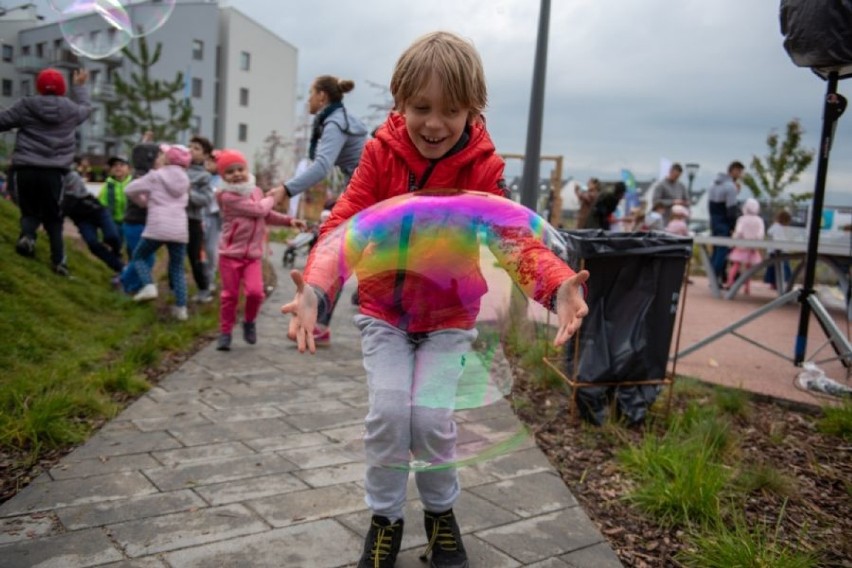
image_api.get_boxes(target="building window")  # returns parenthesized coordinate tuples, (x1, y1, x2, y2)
(21, 79, 31, 96)
(36, 42, 46, 58)
(191, 115, 201, 133)
(239, 88, 249, 107)
(238, 123, 248, 142)
(192, 39, 203, 60)
(192, 77, 202, 98)
(88, 30, 100, 49)
(240, 51, 250, 71)
(2, 79, 12, 97)
(21, 45, 30, 56)
(2, 44, 13, 63)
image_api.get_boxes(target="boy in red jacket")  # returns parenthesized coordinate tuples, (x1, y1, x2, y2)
(282, 31, 589, 568)
(215, 149, 305, 351)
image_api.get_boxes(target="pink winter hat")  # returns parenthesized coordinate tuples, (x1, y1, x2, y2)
(36, 68, 66, 96)
(671, 204, 690, 218)
(160, 144, 191, 168)
(214, 149, 247, 176)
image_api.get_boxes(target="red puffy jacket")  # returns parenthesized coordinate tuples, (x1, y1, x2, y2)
(304, 113, 576, 332)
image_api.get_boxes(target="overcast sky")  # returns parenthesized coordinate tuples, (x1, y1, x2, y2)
(23, 0, 852, 201)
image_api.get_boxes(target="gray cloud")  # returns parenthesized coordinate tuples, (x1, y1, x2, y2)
(23, 0, 852, 199)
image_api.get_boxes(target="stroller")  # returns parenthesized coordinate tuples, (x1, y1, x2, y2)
(282, 223, 320, 267)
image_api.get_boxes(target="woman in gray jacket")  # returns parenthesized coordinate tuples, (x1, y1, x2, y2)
(283, 75, 368, 345)
(0, 68, 91, 275)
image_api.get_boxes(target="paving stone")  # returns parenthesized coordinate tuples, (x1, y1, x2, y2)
(95, 559, 168, 568)
(143, 453, 297, 491)
(242, 432, 328, 453)
(526, 559, 572, 567)
(283, 407, 366, 433)
(561, 542, 624, 567)
(292, 462, 365, 488)
(275, 398, 353, 416)
(131, 413, 212, 433)
(476, 508, 604, 565)
(117, 398, 215, 421)
(145, 386, 230, 404)
(56, 490, 205, 530)
(468, 471, 578, 517)
(63, 430, 182, 460)
(48, 454, 161, 481)
(0, 527, 123, 567)
(0, 512, 59, 545)
(167, 418, 298, 446)
(470, 446, 555, 481)
(394, 534, 522, 567)
(162, 519, 363, 568)
(194, 472, 309, 506)
(277, 441, 360, 469)
(0, 472, 158, 516)
(200, 406, 284, 422)
(106, 504, 268, 557)
(151, 441, 256, 467)
(247, 482, 367, 527)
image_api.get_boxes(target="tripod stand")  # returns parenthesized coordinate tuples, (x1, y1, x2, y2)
(677, 71, 852, 369)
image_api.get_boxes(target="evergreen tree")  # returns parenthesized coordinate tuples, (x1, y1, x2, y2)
(742, 119, 815, 206)
(105, 35, 192, 150)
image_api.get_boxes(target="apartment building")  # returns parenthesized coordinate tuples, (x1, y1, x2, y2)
(0, 0, 297, 165)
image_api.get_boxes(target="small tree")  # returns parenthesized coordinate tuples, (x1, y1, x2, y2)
(741, 119, 815, 208)
(106, 35, 192, 150)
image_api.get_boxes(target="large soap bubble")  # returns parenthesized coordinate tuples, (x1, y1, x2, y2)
(58, 0, 132, 59)
(123, 0, 176, 37)
(313, 189, 569, 472)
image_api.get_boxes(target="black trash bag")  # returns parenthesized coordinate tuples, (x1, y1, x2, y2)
(780, 0, 852, 79)
(559, 230, 692, 426)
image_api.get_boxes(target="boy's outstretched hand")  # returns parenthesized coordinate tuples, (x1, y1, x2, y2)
(72, 69, 89, 85)
(280, 270, 318, 354)
(554, 270, 590, 347)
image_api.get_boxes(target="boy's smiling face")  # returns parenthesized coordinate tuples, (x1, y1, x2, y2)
(400, 72, 471, 160)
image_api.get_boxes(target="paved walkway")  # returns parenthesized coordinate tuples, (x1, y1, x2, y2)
(0, 243, 623, 568)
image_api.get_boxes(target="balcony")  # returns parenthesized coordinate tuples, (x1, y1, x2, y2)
(14, 55, 48, 74)
(51, 48, 80, 69)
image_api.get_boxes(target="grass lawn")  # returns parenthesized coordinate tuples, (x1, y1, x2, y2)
(0, 198, 218, 470)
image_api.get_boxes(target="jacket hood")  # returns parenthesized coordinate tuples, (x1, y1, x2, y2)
(712, 172, 732, 185)
(376, 113, 495, 175)
(325, 106, 369, 137)
(158, 165, 191, 198)
(22, 95, 69, 124)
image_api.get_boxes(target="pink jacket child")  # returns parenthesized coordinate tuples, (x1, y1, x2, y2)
(125, 144, 192, 320)
(664, 204, 690, 237)
(726, 197, 765, 294)
(214, 149, 305, 351)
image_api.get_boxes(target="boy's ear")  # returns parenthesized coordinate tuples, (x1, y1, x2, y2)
(467, 111, 482, 125)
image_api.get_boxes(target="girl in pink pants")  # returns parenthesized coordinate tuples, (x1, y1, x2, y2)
(214, 149, 305, 350)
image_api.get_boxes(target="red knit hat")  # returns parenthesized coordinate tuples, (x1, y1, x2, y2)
(36, 68, 67, 96)
(214, 149, 247, 176)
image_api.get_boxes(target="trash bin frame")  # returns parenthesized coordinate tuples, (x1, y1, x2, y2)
(541, 256, 692, 424)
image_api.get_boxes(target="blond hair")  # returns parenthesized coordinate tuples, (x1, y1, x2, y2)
(390, 31, 487, 116)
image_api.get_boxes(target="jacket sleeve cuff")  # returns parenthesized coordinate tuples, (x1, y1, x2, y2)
(310, 284, 331, 322)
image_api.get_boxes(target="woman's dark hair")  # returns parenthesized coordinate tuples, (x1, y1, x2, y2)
(313, 75, 355, 103)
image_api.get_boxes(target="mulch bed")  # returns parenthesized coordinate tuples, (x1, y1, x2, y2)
(511, 370, 852, 567)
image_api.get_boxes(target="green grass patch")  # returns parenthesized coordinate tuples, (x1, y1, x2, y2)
(677, 504, 818, 568)
(735, 462, 797, 498)
(816, 400, 852, 441)
(0, 198, 217, 460)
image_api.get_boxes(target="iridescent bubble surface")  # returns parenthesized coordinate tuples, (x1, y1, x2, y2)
(316, 190, 568, 471)
(58, 0, 132, 59)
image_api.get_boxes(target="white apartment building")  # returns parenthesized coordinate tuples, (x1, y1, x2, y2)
(0, 0, 297, 168)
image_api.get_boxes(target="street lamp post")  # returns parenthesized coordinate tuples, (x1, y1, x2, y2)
(685, 162, 700, 205)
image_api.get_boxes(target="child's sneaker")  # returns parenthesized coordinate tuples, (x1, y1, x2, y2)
(193, 289, 214, 303)
(171, 306, 188, 321)
(15, 235, 35, 258)
(216, 333, 232, 351)
(420, 509, 468, 568)
(53, 263, 70, 277)
(357, 515, 404, 568)
(313, 325, 331, 346)
(133, 284, 158, 302)
(242, 321, 257, 344)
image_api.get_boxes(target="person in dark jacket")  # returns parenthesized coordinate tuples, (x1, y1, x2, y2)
(0, 68, 91, 275)
(707, 161, 744, 287)
(63, 157, 124, 277)
(585, 182, 627, 230)
(186, 135, 215, 302)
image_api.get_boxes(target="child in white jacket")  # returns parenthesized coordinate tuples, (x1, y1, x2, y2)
(125, 144, 192, 320)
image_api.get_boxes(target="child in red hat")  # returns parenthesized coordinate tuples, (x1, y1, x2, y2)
(214, 149, 306, 350)
(0, 68, 91, 275)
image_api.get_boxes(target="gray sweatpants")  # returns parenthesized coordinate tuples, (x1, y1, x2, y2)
(354, 315, 477, 522)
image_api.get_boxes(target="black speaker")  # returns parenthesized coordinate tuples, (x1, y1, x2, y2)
(780, 0, 852, 79)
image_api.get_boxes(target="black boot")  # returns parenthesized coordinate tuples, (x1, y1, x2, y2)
(420, 509, 468, 568)
(357, 515, 404, 568)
